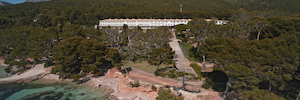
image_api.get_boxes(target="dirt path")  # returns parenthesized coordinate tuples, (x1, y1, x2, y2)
(126, 67, 222, 100)
(127, 67, 178, 86)
(91, 67, 158, 100)
(0, 63, 46, 82)
(168, 32, 197, 75)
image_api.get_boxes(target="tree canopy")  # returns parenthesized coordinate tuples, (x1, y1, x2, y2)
(52, 36, 109, 80)
(186, 16, 300, 99)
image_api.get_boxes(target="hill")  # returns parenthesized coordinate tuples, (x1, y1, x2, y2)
(24, 0, 51, 3)
(0, 1, 11, 6)
(0, 0, 239, 26)
(224, 0, 300, 13)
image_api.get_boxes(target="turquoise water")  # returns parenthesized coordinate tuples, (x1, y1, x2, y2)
(0, 64, 10, 78)
(0, 79, 113, 100)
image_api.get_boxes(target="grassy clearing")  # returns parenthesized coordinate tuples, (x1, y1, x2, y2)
(180, 42, 198, 61)
(122, 60, 172, 74)
(190, 63, 202, 76)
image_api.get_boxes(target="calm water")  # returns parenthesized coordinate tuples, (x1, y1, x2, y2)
(0, 64, 10, 78)
(0, 64, 113, 100)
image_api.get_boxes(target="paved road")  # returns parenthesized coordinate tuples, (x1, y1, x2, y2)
(0, 63, 45, 82)
(168, 32, 197, 75)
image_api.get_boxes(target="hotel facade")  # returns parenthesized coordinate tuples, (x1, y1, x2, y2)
(98, 18, 228, 30)
(98, 18, 192, 30)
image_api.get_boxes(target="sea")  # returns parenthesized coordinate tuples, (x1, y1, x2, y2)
(0, 64, 113, 100)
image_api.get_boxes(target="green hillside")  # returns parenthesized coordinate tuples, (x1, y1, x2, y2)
(225, 0, 300, 13)
(0, 0, 238, 27)
(0, 0, 300, 100)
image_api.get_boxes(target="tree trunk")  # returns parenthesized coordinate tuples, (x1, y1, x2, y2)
(196, 36, 200, 58)
(182, 75, 185, 89)
(117, 43, 121, 52)
(268, 80, 272, 92)
(123, 66, 128, 74)
(28, 60, 38, 71)
(196, 42, 200, 58)
(296, 92, 300, 100)
(79, 70, 83, 74)
(257, 27, 264, 40)
(203, 55, 206, 71)
(147, 49, 150, 66)
(156, 64, 160, 72)
(223, 78, 231, 100)
(128, 45, 133, 62)
(257, 31, 261, 40)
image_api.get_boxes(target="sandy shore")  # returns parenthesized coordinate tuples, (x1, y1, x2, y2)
(0, 57, 4, 64)
(0, 61, 219, 100)
(41, 67, 159, 100)
(0, 63, 46, 83)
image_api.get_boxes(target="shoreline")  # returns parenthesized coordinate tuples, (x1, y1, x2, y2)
(41, 68, 159, 100)
(0, 56, 4, 64)
(0, 58, 212, 100)
(0, 63, 47, 84)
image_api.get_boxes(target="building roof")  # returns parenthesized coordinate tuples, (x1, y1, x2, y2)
(206, 19, 222, 22)
(100, 18, 192, 22)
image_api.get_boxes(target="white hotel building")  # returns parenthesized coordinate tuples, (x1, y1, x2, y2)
(98, 18, 192, 30)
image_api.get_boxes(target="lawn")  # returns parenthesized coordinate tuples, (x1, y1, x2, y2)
(122, 60, 172, 74)
(180, 42, 198, 61)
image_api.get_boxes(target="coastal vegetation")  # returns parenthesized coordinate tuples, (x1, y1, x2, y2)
(186, 16, 300, 99)
(0, 0, 300, 99)
(156, 88, 184, 100)
(151, 85, 157, 91)
(190, 63, 202, 78)
(122, 60, 171, 74)
(130, 81, 140, 87)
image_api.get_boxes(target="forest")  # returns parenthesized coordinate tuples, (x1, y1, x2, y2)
(0, 0, 300, 99)
(185, 15, 300, 99)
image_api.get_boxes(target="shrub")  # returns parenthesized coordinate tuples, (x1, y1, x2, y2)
(155, 70, 166, 77)
(130, 81, 140, 87)
(70, 74, 85, 82)
(115, 64, 122, 70)
(156, 87, 184, 100)
(201, 81, 212, 89)
(121, 54, 129, 60)
(172, 62, 176, 69)
(201, 68, 228, 92)
(166, 69, 177, 78)
(93, 70, 103, 77)
(51, 68, 57, 74)
(190, 63, 202, 77)
(151, 85, 157, 91)
(181, 37, 188, 43)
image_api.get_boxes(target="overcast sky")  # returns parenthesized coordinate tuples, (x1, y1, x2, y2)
(1, 0, 25, 4)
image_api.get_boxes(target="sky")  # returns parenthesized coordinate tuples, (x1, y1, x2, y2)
(1, 0, 25, 4)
